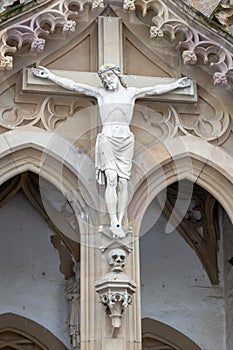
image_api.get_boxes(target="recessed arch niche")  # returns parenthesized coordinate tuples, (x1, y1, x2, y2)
(139, 178, 226, 350)
(142, 318, 202, 350)
(0, 313, 68, 350)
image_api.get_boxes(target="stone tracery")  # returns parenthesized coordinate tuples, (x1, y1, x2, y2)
(0, 0, 232, 88)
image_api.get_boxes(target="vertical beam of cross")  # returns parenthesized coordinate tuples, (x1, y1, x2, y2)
(98, 16, 123, 70)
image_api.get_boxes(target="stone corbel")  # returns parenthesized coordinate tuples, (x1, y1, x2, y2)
(96, 280, 136, 328)
(95, 248, 136, 329)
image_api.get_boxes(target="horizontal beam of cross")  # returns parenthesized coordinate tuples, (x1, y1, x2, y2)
(23, 69, 197, 103)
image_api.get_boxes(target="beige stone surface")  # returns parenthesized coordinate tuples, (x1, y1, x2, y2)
(186, 0, 220, 16)
(1, 1, 233, 350)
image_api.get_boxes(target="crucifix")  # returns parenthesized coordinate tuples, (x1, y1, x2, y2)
(25, 16, 197, 239)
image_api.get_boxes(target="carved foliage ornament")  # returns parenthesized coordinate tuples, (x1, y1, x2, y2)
(1, 0, 233, 86)
(91, 0, 231, 88)
(125, 0, 233, 87)
(211, 0, 233, 34)
(179, 30, 233, 86)
(0, 0, 94, 69)
(100, 290, 133, 328)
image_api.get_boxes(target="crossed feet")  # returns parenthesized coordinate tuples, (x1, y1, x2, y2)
(110, 224, 126, 238)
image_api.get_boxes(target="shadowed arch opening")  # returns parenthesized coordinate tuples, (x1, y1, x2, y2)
(0, 313, 68, 350)
(142, 318, 202, 350)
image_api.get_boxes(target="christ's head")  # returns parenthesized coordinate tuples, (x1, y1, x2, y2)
(98, 64, 128, 91)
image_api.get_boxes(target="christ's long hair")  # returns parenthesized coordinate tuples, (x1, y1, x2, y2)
(98, 64, 128, 89)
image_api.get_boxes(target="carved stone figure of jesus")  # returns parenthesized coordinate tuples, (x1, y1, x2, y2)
(32, 64, 192, 238)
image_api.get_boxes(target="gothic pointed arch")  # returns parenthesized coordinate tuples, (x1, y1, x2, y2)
(130, 137, 233, 224)
(0, 313, 68, 350)
(130, 138, 233, 284)
(142, 318, 202, 350)
(0, 129, 98, 230)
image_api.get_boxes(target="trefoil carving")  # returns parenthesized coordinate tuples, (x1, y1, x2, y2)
(0, 0, 92, 70)
(130, 0, 233, 87)
(100, 290, 133, 328)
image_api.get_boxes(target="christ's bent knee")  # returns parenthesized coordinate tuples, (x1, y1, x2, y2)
(105, 170, 118, 187)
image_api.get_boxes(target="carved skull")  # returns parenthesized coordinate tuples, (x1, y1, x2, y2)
(108, 248, 127, 272)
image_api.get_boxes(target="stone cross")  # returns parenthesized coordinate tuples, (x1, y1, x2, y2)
(23, 16, 197, 103)
(25, 16, 197, 238)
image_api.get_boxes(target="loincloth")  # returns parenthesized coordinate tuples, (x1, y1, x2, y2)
(95, 132, 134, 185)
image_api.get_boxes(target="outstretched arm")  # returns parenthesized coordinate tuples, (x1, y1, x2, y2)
(31, 66, 99, 98)
(134, 77, 192, 99)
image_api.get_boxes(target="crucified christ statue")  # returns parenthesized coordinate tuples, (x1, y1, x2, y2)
(32, 64, 192, 238)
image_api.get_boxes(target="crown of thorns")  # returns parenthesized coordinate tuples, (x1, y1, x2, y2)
(98, 64, 121, 76)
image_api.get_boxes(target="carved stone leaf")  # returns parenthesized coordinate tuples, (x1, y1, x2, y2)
(131, 0, 233, 87)
(0, 0, 94, 69)
(149, 0, 186, 41)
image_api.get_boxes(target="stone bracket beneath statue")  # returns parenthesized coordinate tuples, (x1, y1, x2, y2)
(95, 246, 136, 331)
(95, 272, 136, 329)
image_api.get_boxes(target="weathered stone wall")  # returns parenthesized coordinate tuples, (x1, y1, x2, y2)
(140, 198, 226, 350)
(186, 0, 220, 16)
(0, 192, 70, 349)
